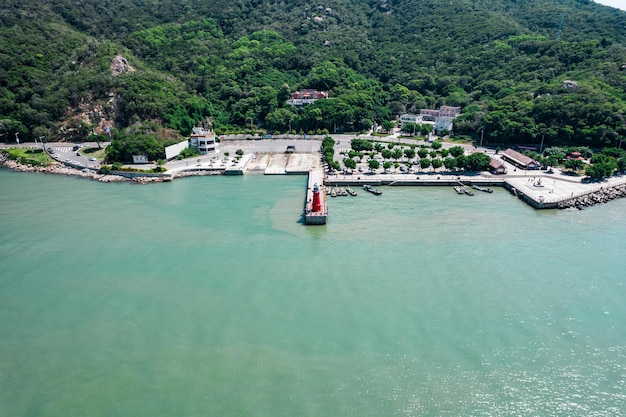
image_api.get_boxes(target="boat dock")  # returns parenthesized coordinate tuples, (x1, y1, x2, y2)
(304, 169, 327, 225)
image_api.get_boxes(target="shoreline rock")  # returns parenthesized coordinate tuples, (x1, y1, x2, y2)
(558, 184, 626, 209)
(1, 152, 142, 183)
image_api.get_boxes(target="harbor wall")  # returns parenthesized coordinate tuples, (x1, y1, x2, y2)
(503, 182, 558, 209)
(325, 176, 505, 187)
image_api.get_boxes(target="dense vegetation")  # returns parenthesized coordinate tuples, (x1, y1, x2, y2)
(1, 0, 625, 152)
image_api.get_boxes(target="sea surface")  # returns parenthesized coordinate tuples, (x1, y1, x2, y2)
(1, 168, 625, 417)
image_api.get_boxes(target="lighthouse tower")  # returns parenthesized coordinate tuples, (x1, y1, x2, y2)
(312, 182, 322, 212)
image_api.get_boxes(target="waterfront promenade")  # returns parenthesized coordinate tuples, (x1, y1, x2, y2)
(324, 170, 626, 209)
(3, 139, 626, 209)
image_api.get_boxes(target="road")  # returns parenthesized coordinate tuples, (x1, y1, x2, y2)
(0, 135, 535, 179)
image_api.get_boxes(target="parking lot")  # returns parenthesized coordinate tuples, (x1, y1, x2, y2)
(45, 143, 102, 170)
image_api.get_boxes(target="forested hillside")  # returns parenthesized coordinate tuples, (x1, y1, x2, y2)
(1, 0, 625, 148)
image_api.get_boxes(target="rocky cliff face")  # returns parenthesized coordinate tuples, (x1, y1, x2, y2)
(110, 55, 134, 76)
(56, 55, 133, 141)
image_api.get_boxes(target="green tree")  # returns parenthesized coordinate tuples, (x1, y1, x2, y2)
(419, 124, 434, 135)
(401, 122, 418, 135)
(464, 152, 491, 171)
(381, 120, 395, 133)
(586, 161, 616, 178)
(449, 146, 465, 158)
(351, 138, 374, 152)
(344, 157, 357, 169)
(563, 159, 585, 171)
(368, 159, 380, 171)
(403, 148, 416, 159)
(443, 157, 457, 170)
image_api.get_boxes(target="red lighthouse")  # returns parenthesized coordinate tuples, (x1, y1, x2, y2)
(312, 183, 322, 212)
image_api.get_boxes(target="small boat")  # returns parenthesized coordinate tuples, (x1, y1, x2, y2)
(346, 187, 357, 196)
(454, 186, 465, 194)
(331, 187, 337, 197)
(363, 184, 382, 195)
(471, 184, 493, 193)
(339, 187, 348, 196)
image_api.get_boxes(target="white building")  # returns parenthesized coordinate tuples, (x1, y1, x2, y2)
(132, 155, 149, 164)
(434, 116, 453, 135)
(189, 127, 217, 155)
(399, 113, 423, 130)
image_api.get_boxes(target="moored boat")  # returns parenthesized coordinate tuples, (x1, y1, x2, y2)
(363, 184, 382, 195)
(472, 184, 494, 193)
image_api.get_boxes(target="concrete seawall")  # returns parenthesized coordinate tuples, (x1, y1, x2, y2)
(325, 175, 505, 188)
(325, 172, 626, 210)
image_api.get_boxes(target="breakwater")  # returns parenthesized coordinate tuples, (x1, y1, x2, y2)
(558, 183, 626, 209)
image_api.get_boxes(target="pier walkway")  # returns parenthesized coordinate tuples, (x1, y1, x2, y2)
(304, 169, 327, 225)
(324, 171, 626, 209)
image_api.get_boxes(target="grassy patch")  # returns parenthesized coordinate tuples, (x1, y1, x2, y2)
(444, 136, 473, 145)
(80, 146, 107, 160)
(100, 164, 167, 174)
(3, 148, 53, 166)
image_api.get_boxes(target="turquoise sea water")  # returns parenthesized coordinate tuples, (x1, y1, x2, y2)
(1, 168, 625, 416)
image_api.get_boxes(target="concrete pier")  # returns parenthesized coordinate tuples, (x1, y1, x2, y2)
(304, 169, 327, 225)
(324, 171, 626, 210)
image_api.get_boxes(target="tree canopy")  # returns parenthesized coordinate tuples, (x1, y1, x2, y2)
(0, 0, 625, 150)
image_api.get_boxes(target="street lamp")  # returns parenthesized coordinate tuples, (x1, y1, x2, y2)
(480, 130, 484, 147)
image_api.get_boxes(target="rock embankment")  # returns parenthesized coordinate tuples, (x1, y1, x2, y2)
(558, 184, 626, 209)
(172, 169, 222, 178)
(0, 153, 166, 183)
